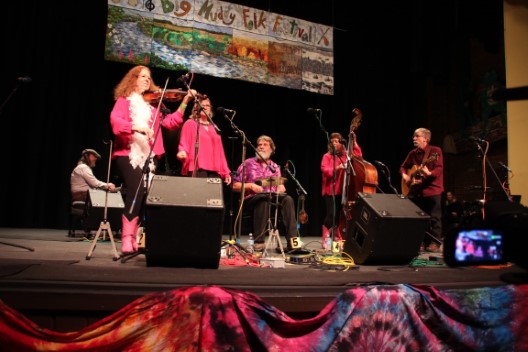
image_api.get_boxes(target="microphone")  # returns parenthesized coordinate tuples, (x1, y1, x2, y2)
(307, 108, 321, 115)
(176, 73, 190, 84)
(374, 160, 387, 168)
(217, 107, 236, 115)
(17, 76, 32, 83)
(498, 161, 512, 172)
(468, 136, 487, 143)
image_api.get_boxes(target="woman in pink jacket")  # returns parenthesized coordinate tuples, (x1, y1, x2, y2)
(320, 132, 362, 247)
(110, 65, 189, 256)
(176, 95, 231, 185)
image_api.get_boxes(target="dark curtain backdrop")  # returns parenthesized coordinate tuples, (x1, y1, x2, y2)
(0, 1, 503, 236)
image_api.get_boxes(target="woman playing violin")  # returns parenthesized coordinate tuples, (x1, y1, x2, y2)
(110, 65, 185, 256)
(176, 93, 231, 185)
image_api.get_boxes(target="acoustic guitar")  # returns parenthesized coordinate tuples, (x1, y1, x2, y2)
(401, 153, 439, 196)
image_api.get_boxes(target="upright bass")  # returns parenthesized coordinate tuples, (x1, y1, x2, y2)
(336, 109, 378, 239)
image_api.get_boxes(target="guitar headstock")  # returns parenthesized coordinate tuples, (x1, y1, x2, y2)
(422, 153, 439, 166)
(350, 108, 363, 132)
(430, 153, 439, 162)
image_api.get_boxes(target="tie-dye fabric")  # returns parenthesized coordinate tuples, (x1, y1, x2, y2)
(1, 284, 527, 351)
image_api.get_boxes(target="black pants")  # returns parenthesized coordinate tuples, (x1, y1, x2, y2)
(244, 193, 297, 244)
(116, 156, 158, 221)
(410, 193, 443, 246)
(323, 194, 342, 229)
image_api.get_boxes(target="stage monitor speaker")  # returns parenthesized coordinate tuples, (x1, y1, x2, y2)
(85, 189, 124, 231)
(145, 175, 224, 269)
(344, 192, 430, 265)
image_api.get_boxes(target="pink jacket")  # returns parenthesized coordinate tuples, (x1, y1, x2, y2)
(110, 97, 183, 158)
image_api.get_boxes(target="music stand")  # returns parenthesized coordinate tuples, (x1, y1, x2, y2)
(85, 141, 120, 261)
(256, 176, 287, 258)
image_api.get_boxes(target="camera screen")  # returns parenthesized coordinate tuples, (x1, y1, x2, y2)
(453, 229, 504, 264)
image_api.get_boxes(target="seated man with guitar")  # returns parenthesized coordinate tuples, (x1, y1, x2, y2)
(399, 128, 444, 252)
(232, 135, 298, 252)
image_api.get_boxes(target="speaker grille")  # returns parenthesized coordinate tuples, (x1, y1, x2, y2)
(344, 192, 430, 264)
(145, 176, 224, 268)
(147, 175, 223, 208)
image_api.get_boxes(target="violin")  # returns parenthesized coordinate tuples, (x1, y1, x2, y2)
(143, 89, 187, 103)
(143, 89, 208, 104)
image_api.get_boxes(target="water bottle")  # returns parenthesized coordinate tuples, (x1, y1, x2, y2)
(324, 237, 332, 251)
(246, 233, 254, 254)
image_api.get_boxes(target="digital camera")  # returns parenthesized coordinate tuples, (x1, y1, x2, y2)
(443, 200, 528, 269)
(443, 228, 505, 266)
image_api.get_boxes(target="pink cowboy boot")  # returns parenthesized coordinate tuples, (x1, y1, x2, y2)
(121, 215, 139, 254)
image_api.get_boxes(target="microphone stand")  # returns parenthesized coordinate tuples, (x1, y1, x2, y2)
(180, 75, 221, 177)
(473, 140, 512, 205)
(282, 162, 309, 253)
(227, 136, 239, 243)
(314, 111, 338, 247)
(191, 109, 201, 177)
(375, 161, 401, 196)
(0, 80, 25, 117)
(121, 80, 171, 263)
(283, 164, 307, 196)
(330, 143, 338, 247)
(339, 142, 356, 177)
(0, 240, 34, 252)
(128, 78, 170, 215)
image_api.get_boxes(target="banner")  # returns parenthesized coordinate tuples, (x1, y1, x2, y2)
(105, 0, 334, 94)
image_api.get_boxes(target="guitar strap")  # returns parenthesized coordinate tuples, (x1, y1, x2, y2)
(422, 146, 432, 165)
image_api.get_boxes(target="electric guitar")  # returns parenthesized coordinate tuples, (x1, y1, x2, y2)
(401, 153, 439, 196)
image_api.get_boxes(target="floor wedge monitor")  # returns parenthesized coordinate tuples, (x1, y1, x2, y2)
(145, 176, 224, 268)
(344, 192, 430, 265)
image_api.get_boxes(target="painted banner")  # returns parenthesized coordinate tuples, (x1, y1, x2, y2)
(105, 0, 334, 94)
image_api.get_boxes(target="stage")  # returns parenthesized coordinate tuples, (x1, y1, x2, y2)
(0, 227, 526, 333)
